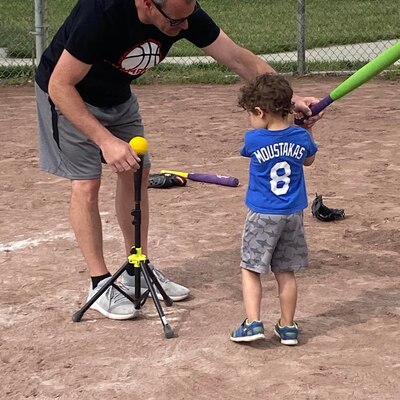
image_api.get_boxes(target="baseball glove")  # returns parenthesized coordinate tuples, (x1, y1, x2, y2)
(148, 173, 187, 189)
(311, 194, 345, 222)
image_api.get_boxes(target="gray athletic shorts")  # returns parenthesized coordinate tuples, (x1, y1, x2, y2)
(241, 210, 308, 274)
(35, 83, 150, 180)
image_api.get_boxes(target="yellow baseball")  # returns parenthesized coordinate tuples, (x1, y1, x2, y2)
(129, 136, 148, 155)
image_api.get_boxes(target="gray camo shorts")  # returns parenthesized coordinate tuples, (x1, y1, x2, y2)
(241, 210, 308, 274)
(35, 83, 150, 180)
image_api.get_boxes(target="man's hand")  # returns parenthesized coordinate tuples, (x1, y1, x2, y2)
(100, 136, 141, 173)
(293, 95, 324, 129)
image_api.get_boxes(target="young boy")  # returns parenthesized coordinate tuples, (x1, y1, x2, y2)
(230, 73, 318, 344)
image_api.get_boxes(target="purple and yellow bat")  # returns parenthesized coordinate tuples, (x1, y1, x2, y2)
(160, 169, 239, 187)
(296, 40, 400, 124)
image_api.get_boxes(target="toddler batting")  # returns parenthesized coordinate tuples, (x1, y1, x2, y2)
(230, 73, 318, 345)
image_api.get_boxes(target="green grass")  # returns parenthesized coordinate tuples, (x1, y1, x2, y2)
(0, 0, 399, 82)
(132, 60, 400, 84)
(132, 63, 240, 85)
(162, 0, 400, 57)
(0, 0, 33, 57)
(1, 0, 399, 56)
(0, 65, 35, 85)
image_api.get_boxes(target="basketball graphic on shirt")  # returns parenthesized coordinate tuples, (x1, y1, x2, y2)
(120, 40, 162, 75)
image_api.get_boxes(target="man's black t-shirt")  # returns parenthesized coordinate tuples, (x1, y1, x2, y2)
(36, 0, 220, 106)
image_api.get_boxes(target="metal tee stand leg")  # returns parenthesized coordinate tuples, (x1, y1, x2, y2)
(72, 159, 174, 339)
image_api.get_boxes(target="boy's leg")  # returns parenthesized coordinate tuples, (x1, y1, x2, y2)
(242, 268, 262, 322)
(230, 267, 265, 342)
(273, 271, 299, 345)
(239, 211, 276, 323)
(273, 271, 297, 326)
(231, 210, 274, 342)
(271, 211, 307, 335)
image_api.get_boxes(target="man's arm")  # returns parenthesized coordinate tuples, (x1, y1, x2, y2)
(48, 50, 139, 172)
(202, 30, 321, 123)
(202, 30, 276, 80)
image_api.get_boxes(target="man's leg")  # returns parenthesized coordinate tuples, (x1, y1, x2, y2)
(70, 179, 108, 276)
(119, 165, 190, 301)
(116, 167, 150, 256)
(69, 178, 139, 320)
(107, 94, 189, 301)
(36, 84, 140, 320)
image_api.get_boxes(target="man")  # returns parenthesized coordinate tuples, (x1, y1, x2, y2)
(35, 0, 321, 320)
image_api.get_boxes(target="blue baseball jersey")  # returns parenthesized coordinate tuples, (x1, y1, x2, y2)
(240, 126, 318, 214)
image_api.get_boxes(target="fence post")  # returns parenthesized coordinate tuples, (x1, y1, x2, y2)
(296, 0, 306, 75)
(34, 0, 45, 65)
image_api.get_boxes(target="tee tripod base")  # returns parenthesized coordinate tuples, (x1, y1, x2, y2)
(72, 252, 174, 339)
(72, 156, 175, 339)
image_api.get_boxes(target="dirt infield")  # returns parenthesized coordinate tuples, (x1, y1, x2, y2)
(1, 77, 399, 400)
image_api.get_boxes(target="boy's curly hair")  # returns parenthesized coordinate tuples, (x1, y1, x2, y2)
(238, 73, 294, 117)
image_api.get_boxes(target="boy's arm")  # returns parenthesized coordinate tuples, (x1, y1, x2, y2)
(304, 154, 315, 166)
(289, 115, 317, 166)
(304, 127, 316, 166)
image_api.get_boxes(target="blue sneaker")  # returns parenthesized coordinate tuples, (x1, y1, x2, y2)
(274, 321, 299, 345)
(230, 319, 265, 342)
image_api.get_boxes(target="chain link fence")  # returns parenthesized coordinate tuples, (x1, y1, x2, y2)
(0, 0, 399, 83)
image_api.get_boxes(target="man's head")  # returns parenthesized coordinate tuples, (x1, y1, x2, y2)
(137, 0, 198, 37)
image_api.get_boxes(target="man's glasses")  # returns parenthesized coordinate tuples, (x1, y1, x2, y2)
(151, 0, 199, 26)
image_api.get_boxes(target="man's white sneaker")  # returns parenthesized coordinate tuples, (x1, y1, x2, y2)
(88, 279, 140, 320)
(122, 263, 190, 301)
